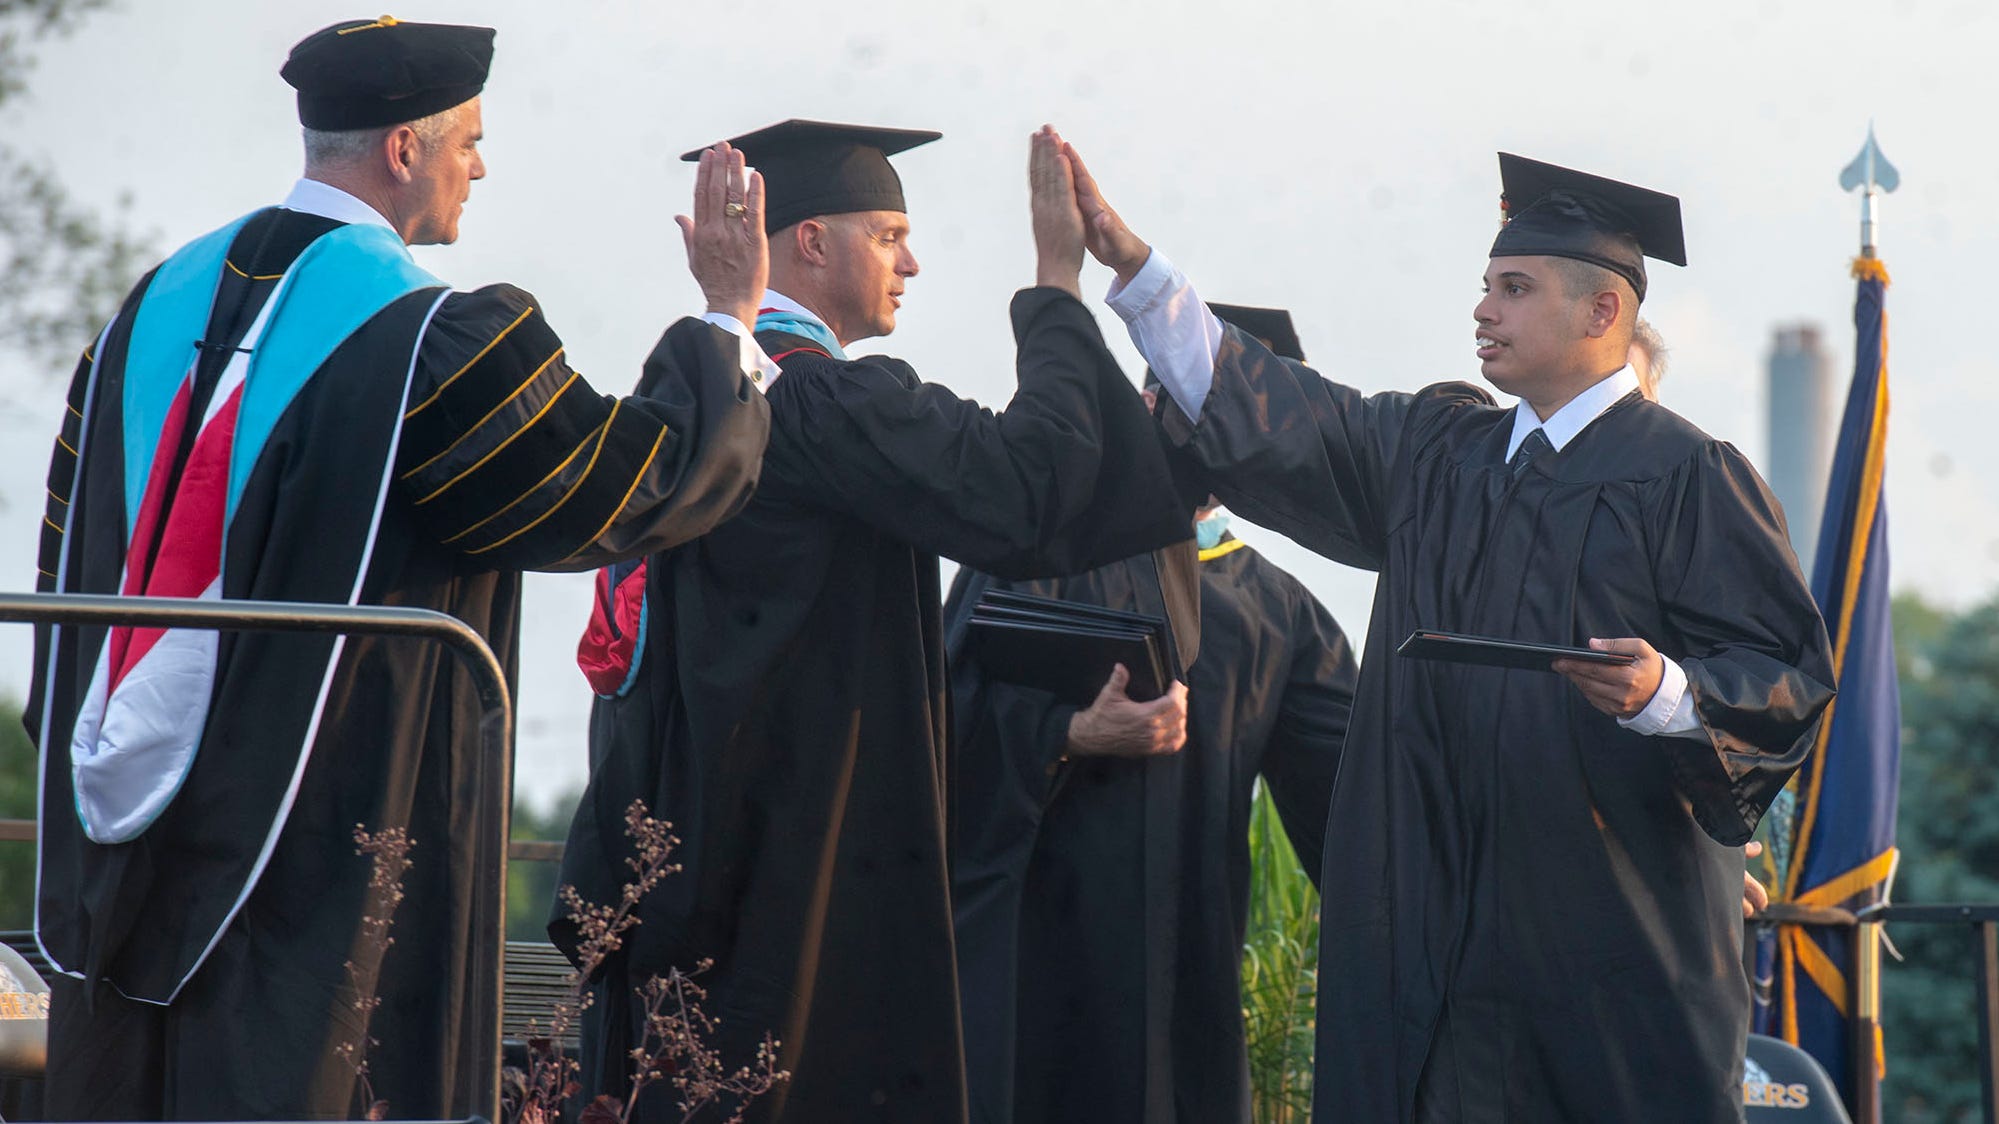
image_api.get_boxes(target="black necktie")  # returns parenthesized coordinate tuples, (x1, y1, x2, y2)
(1510, 427, 1553, 477)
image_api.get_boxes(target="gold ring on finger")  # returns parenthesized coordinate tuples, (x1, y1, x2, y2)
(724, 201, 748, 218)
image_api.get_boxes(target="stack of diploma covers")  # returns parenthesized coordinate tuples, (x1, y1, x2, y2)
(967, 589, 1169, 704)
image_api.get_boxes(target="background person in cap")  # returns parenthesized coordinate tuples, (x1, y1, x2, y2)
(1056, 144, 1833, 1121)
(942, 304, 1357, 1124)
(25, 16, 773, 1120)
(556, 123, 1196, 1123)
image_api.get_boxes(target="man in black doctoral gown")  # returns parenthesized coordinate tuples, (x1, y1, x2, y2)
(943, 308, 1357, 1124)
(1058, 146, 1836, 1121)
(557, 125, 1195, 1123)
(27, 19, 772, 1120)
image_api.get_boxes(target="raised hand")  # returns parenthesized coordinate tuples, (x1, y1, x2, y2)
(1028, 125, 1085, 299)
(1065, 664, 1190, 758)
(1062, 139, 1150, 285)
(675, 143, 767, 329)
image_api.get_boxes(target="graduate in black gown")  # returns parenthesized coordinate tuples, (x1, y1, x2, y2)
(943, 308, 1356, 1124)
(1057, 146, 1836, 1121)
(558, 125, 1195, 1123)
(27, 19, 773, 1119)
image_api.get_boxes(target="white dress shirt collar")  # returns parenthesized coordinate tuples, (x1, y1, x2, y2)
(280, 178, 398, 234)
(761, 288, 828, 326)
(1505, 366, 1641, 458)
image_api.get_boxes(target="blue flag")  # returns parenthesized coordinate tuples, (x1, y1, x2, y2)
(1760, 256, 1900, 1109)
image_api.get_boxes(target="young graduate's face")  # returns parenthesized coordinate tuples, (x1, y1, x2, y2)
(401, 98, 486, 246)
(822, 211, 919, 343)
(1472, 256, 1592, 399)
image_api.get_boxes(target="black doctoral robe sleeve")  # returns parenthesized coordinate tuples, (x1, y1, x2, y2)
(1255, 579, 1357, 886)
(1157, 327, 1489, 571)
(395, 284, 770, 572)
(765, 287, 1191, 580)
(1647, 440, 1836, 844)
(35, 344, 94, 594)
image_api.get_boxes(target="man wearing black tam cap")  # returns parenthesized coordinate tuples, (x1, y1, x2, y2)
(1053, 143, 1833, 1122)
(557, 124, 1198, 1123)
(27, 16, 773, 1120)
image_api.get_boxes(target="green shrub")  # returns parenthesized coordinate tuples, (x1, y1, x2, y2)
(1243, 781, 1318, 1123)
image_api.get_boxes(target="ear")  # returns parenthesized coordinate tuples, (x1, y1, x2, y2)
(794, 218, 832, 268)
(383, 125, 421, 185)
(1584, 288, 1623, 339)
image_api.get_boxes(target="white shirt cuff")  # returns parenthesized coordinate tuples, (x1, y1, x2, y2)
(1104, 249, 1223, 420)
(1618, 656, 1703, 738)
(700, 311, 781, 393)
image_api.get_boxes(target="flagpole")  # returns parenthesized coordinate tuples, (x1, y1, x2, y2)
(1837, 122, 1899, 1124)
(1854, 918, 1882, 1124)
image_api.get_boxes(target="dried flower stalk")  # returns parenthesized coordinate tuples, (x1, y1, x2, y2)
(507, 801, 787, 1124)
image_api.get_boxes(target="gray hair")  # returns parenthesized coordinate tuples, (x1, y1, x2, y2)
(1630, 317, 1669, 396)
(302, 102, 466, 170)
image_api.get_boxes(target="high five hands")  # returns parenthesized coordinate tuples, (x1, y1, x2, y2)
(1028, 127, 1156, 295)
(1031, 124, 1159, 290)
(677, 142, 768, 330)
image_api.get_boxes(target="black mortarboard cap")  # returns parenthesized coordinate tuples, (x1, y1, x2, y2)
(282, 17, 494, 131)
(1490, 153, 1685, 303)
(681, 119, 942, 233)
(1210, 303, 1305, 362)
(1145, 303, 1305, 390)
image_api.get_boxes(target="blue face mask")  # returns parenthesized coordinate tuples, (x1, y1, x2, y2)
(1195, 509, 1231, 550)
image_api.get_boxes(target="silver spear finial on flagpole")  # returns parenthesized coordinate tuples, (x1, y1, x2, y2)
(1839, 122, 1900, 260)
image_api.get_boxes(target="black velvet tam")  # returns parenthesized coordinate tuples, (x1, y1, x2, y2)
(281, 16, 494, 130)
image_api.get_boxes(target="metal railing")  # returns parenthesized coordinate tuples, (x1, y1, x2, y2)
(1756, 900, 1999, 1124)
(1858, 903, 1999, 1124)
(0, 592, 513, 1122)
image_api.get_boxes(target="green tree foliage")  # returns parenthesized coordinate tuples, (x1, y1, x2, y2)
(0, 696, 33, 931)
(1243, 781, 1317, 1123)
(1880, 591, 1999, 1122)
(508, 789, 579, 942)
(0, 0, 153, 377)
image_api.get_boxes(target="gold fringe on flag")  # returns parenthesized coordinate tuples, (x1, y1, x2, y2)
(1850, 257, 1892, 284)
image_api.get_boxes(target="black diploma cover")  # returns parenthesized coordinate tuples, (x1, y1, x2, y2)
(1395, 629, 1638, 671)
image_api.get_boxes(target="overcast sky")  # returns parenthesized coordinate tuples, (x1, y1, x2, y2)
(3, 0, 1994, 807)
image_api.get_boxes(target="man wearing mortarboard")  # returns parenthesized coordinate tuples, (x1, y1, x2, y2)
(942, 304, 1360, 1124)
(26, 16, 774, 1119)
(555, 124, 1197, 1123)
(1050, 146, 1835, 1120)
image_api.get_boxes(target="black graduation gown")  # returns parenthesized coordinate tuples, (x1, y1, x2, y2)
(943, 539, 1356, 1124)
(27, 207, 768, 1121)
(1156, 331, 1835, 1122)
(557, 288, 1194, 1124)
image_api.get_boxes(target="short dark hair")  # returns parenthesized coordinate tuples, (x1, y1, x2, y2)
(1547, 256, 1638, 330)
